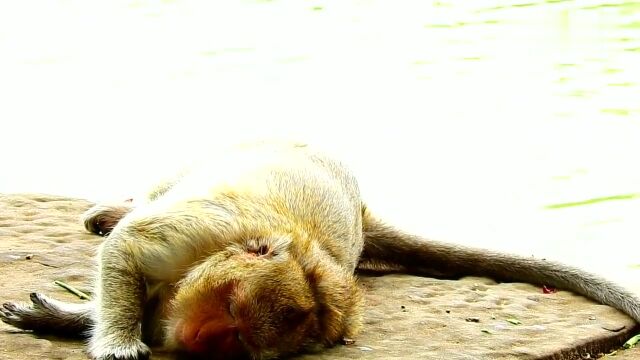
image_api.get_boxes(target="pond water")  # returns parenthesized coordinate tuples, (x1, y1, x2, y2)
(0, 0, 639, 288)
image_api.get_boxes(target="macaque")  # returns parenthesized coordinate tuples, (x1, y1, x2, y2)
(1, 142, 639, 360)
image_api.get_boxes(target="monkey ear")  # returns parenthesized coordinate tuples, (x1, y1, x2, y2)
(244, 236, 292, 259)
(246, 242, 271, 257)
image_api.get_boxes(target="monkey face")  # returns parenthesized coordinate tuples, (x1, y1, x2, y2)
(163, 239, 363, 359)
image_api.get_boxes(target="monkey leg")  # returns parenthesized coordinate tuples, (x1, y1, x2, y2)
(0, 292, 93, 336)
(82, 202, 134, 236)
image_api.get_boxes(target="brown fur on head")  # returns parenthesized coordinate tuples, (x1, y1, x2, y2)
(163, 233, 363, 359)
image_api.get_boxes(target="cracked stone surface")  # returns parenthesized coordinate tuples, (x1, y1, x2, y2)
(0, 193, 638, 360)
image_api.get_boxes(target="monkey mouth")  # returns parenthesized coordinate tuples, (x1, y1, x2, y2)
(177, 320, 246, 354)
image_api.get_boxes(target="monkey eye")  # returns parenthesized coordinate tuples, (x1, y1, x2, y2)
(282, 305, 311, 328)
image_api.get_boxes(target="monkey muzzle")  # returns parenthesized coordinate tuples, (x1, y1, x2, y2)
(172, 281, 251, 359)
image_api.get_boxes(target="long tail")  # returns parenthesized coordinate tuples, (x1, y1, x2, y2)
(361, 213, 640, 323)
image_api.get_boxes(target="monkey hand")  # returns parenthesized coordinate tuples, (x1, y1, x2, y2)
(88, 332, 151, 360)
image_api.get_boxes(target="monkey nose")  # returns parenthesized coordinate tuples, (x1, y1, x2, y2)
(179, 319, 245, 356)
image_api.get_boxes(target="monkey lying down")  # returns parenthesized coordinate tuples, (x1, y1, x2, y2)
(1, 142, 639, 360)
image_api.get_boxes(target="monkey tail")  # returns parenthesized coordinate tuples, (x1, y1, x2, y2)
(360, 213, 640, 324)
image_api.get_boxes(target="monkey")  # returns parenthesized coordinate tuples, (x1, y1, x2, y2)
(1, 141, 639, 360)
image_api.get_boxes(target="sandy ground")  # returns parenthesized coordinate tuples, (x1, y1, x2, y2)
(1, 193, 639, 360)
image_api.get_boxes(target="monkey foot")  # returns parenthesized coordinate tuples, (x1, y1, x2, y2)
(0, 293, 55, 331)
(0, 292, 91, 336)
(81, 202, 133, 236)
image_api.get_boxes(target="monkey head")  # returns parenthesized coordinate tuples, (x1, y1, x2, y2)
(163, 235, 363, 359)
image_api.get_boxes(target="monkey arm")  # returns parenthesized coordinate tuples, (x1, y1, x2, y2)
(84, 198, 239, 360)
(88, 233, 151, 360)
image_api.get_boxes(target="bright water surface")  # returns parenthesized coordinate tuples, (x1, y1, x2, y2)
(0, 0, 639, 290)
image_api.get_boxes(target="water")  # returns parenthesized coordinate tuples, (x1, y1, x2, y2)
(0, 0, 639, 289)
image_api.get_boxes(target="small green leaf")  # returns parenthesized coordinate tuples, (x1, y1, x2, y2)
(506, 318, 522, 325)
(623, 333, 640, 349)
(54, 280, 91, 300)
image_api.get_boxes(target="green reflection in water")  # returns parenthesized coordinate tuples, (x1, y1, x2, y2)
(608, 82, 635, 87)
(546, 194, 640, 209)
(602, 108, 631, 116)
